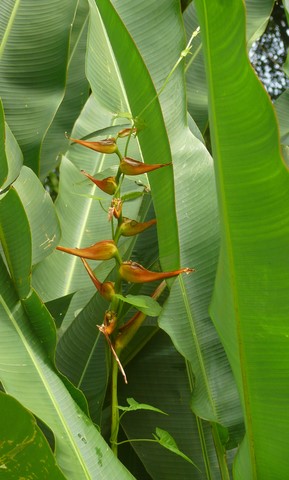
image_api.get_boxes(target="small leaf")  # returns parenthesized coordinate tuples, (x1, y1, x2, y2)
(79, 123, 131, 140)
(118, 397, 168, 415)
(121, 191, 147, 203)
(153, 427, 199, 469)
(114, 294, 162, 316)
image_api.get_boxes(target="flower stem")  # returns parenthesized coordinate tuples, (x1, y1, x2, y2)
(110, 355, 120, 456)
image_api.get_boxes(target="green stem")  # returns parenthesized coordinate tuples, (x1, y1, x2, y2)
(114, 438, 157, 446)
(137, 27, 200, 119)
(196, 416, 213, 480)
(110, 355, 120, 456)
(211, 424, 230, 480)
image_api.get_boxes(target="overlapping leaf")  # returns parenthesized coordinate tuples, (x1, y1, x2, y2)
(0, 0, 80, 174)
(0, 255, 134, 479)
(195, 0, 289, 477)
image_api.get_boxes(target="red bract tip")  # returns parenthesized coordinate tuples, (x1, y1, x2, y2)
(81, 170, 117, 195)
(68, 136, 118, 154)
(119, 217, 156, 237)
(119, 261, 195, 283)
(81, 258, 115, 301)
(119, 157, 171, 175)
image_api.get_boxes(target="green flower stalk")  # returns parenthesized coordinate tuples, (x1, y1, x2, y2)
(81, 258, 115, 301)
(81, 170, 117, 195)
(119, 157, 171, 175)
(119, 261, 194, 283)
(68, 136, 118, 154)
(56, 239, 121, 262)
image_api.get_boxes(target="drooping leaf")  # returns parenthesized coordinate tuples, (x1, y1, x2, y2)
(0, 255, 134, 479)
(118, 397, 168, 416)
(0, 100, 23, 193)
(153, 427, 198, 468)
(13, 167, 61, 265)
(0, 392, 66, 479)
(115, 294, 162, 317)
(0, 0, 79, 174)
(0, 187, 31, 299)
(40, 0, 90, 179)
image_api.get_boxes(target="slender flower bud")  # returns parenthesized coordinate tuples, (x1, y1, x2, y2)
(117, 127, 137, 138)
(119, 261, 195, 283)
(81, 258, 115, 301)
(56, 240, 118, 261)
(81, 170, 117, 195)
(119, 157, 171, 175)
(118, 217, 156, 237)
(68, 136, 118, 154)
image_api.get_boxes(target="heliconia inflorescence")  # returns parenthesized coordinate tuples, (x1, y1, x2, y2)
(58, 125, 194, 384)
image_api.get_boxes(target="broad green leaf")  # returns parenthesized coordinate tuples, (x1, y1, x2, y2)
(0, 392, 66, 479)
(184, 0, 275, 132)
(118, 397, 167, 416)
(56, 291, 109, 424)
(115, 294, 162, 317)
(0, 187, 31, 299)
(153, 427, 198, 468)
(0, 0, 79, 174)
(88, 0, 180, 271)
(40, 0, 90, 179)
(0, 255, 134, 479)
(195, 0, 289, 478)
(0, 100, 22, 193)
(13, 166, 61, 265)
